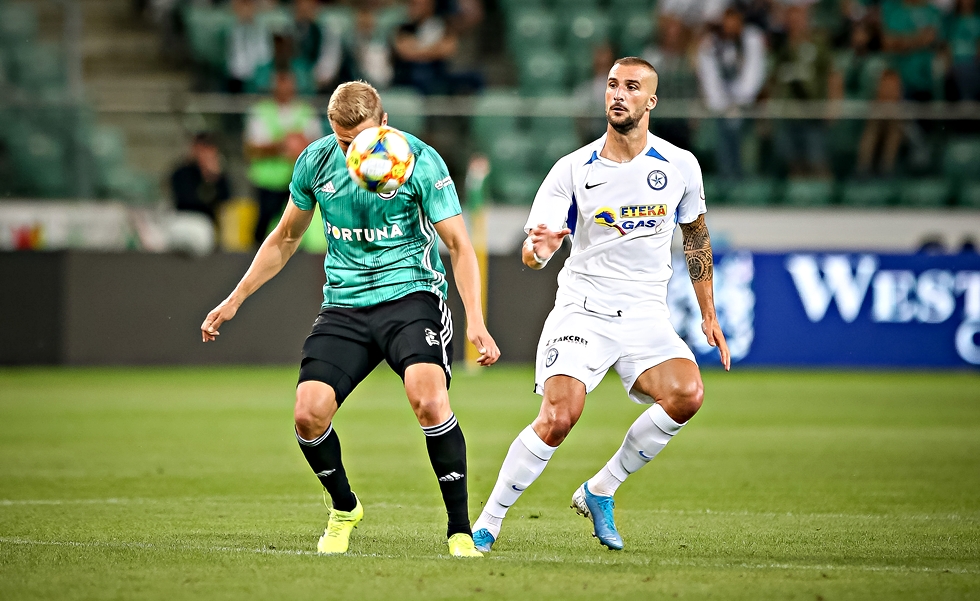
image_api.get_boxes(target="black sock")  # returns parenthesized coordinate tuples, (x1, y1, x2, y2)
(422, 414, 471, 538)
(296, 425, 357, 512)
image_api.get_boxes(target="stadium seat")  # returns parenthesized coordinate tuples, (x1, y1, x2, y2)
(381, 88, 425, 136)
(839, 179, 896, 207)
(470, 89, 521, 153)
(8, 129, 68, 197)
(491, 170, 541, 205)
(506, 8, 560, 56)
(957, 181, 980, 208)
(11, 42, 64, 92)
(536, 131, 580, 175)
(613, 11, 654, 57)
(489, 133, 535, 177)
(726, 177, 778, 206)
(183, 6, 233, 70)
(783, 178, 835, 207)
(563, 10, 612, 85)
(256, 7, 290, 34)
(942, 138, 980, 180)
(497, 0, 548, 14)
(518, 49, 570, 96)
(0, 2, 37, 47)
(608, 0, 655, 12)
(374, 4, 408, 40)
(318, 6, 354, 39)
(702, 177, 726, 205)
(896, 178, 952, 208)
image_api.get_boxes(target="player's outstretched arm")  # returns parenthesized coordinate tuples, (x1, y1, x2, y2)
(433, 215, 500, 366)
(201, 199, 314, 342)
(522, 224, 571, 270)
(679, 214, 731, 371)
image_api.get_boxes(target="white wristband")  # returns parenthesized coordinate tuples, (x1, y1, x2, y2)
(532, 251, 549, 267)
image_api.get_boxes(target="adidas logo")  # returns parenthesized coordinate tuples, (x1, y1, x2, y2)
(438, 471, 464, 482)
(320, 181, 336, 194)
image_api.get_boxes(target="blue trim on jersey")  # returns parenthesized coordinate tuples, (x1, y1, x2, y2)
(585, 151, 599, 165)
(646, 146, 668, 162)
(566, 193, 578, 236)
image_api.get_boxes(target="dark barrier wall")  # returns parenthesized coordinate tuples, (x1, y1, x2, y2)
(0, 250, 560, 366)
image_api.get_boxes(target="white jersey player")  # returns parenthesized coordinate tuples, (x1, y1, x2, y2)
(472, 57, 730, 552)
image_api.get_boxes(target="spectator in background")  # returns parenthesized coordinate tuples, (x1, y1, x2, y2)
(225, 0, 271, 93)
(839, 21, 887, 99)
(249, 34, 316, 94)
(574, 42, 616, 141)
(643, 14, 699, 148)
(857, 68, 906, 176)
(290, 0, 344, 94)
(660, 0, 732, 31)
(881, 0, 943, 101)
(947, 0, 980, 99)
(170, 132, 231, 227)
(392, 0, 482, 95)
(245, 70, 323, 244)
(769, 4, 840, 177)
(697, 7, 768, 180)
(346, 4, 394, 89)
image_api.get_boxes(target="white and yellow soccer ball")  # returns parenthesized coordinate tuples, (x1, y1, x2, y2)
(345, 125, 416, 194)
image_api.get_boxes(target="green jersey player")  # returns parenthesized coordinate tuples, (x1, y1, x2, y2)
(201, 81, 499, 558)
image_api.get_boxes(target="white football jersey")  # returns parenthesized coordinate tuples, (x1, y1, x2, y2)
(524, 132, 706, 317)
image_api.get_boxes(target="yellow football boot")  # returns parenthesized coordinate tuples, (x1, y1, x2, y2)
(447, 533, 484, 558)
(316, 495, 363, 554)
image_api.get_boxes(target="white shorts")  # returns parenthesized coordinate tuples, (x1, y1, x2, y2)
(534, 300, 697, 404)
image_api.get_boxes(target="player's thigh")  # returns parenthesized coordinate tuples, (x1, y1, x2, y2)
(299, 311, 383, 409)
(534, 303, 619, 398)
(374, 292, 454, 388)
(616, 317, 699, 405)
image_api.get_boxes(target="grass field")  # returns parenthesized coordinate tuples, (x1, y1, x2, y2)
(1, 366, 978, 600)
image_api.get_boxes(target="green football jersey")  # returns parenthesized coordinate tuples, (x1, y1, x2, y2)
(289, 131, 461, 309)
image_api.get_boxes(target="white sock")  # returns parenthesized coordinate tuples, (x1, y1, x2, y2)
(587, 404, 683, 497)
(473, 425, 557, 539)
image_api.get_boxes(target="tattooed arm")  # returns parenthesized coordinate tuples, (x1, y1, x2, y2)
(679, 214, 731, 370)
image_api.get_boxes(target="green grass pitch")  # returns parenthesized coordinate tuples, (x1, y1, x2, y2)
(1, 366, 978, 600)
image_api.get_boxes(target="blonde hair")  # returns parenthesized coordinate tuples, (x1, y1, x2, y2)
(327, 81, 385, 129)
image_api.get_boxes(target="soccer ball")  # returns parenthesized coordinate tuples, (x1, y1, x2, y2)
(345, 126, 416, 194)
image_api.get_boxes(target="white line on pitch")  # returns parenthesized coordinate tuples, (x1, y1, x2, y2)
(0, 537, 977, 575)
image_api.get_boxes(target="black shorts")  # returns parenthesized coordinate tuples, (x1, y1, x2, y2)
(297, 291, 454, 405)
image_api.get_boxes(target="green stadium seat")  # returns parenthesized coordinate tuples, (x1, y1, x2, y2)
(184, 6, 233, 70)
(318, 6, 354, 39)
(536, 131, 580, 175)
(563, 10, 612, 85)
(491, 169, 541, 206)
(783, 178, 835, 207)
(702, 177, 726, 205)
(497, 0, 548, 14)
(8, 129, 68, 197)
(839, 179, 896, 207)
(957, 181, 980, 208)
(614, 11, 654, 56)
(489, 133, 535, 177)
(470, 89, 521, 153)
(609, 0, 655, 12)
(88, 126, 127, 193)
(896, 178, 952, 208)
(507, 9, 560, 55)
(381, 88, 425, 136)
(518, 49, 570, 96)
(0, 2, 37, 47)
(942, 138, 980, 180)
(256, 7, 290, 34)
(11, 42, 64, 92)
(560, 0, 603, 9)
(375, 4, 408, 38)
(727, 178, 778, 206)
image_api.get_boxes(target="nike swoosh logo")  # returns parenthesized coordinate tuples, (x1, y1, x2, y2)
(585, 182, 607, 190)
(511, 484, 526, 492)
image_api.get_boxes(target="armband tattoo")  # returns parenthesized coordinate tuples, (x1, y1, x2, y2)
(680, 214, 713, 283)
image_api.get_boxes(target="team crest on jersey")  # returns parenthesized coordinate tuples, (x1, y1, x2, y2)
(647, 170, 667, 190)
(545, 347, 559, 367)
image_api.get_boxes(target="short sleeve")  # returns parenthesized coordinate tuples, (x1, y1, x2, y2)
(524, 156, 573, 233)
(289, 148, 316, 211)
(413, 147, 462, 223)
(677, 151, 707, 224)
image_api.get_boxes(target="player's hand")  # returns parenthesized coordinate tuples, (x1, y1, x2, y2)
(528, 224, 571, 262)
(702, 315, 731, 371)
(467, 323, 500, 367)
(201, 298, 240, 342)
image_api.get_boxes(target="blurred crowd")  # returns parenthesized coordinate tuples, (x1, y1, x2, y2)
(147, 0, 484, 96)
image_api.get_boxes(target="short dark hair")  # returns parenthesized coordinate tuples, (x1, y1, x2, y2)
(614, 56, 658, 79)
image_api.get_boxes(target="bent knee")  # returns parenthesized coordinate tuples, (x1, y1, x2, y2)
(666, 379, 704, 417)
